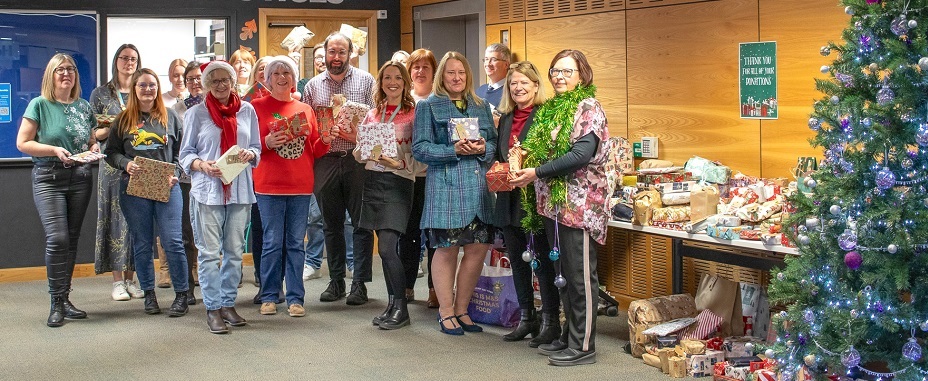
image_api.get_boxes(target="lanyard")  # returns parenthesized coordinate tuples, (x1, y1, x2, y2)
(380, 104, 401, 124)
(117, 91, 127, 111)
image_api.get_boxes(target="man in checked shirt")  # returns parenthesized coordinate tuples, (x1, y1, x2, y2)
(302, 31, 375, 305)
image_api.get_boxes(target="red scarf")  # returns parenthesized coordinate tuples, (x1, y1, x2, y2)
(205, 91, 242, 203)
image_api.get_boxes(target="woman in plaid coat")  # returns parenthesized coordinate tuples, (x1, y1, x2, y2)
(412, 51, 497, 335)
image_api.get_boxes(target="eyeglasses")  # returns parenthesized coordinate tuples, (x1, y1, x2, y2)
(118, 56, 138, 63)
(210, 78, 232, 87)
(137, 83, 158, 90)
(549, 68, 576, 78)
(314, 55, 325, 61)
(185, 76, 202, 84)
(54, 67, 76, 75)
(483, 57, 507, 64)
(326, 49, 348, 58)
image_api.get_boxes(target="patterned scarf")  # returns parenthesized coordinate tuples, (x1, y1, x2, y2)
(205, 91, 242, 203)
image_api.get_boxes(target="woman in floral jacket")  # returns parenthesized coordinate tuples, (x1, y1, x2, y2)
(510, 49, 610, 367)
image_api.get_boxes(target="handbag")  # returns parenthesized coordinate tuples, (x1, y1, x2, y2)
(694, 274, 744, 337)
(466, 255, 520, 328)
(486, 162, 514, 192)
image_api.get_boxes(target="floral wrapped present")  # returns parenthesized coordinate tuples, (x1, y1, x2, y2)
(332, 100, 370, 143)
(638, 171, 694, 185)
(724, 364, 752, 381)
(652, 206, 691, 223)
(448, 117, 480, 141)
(356, 121, 398, 161)
(735, 200, 783, 223)
(618, 186, 639, 204)
(126, 157, 176, 202)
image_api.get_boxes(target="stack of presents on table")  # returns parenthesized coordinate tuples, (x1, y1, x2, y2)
(628, 277, 790, 381)
(610, 155, 819, 248)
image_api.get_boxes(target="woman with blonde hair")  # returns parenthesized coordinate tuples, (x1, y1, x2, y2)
(412, 51, 497, 335)
(162, 58, 188, 108)
(104, 68, 188, 317)
(16, 53, 97, 327)
(230, 48, 257, 95)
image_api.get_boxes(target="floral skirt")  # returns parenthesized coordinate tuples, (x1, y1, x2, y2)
(427, 217, 492, 248)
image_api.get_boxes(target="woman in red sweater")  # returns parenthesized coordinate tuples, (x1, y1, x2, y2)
(251, 56, 331, 317)
(354, 60, 422, 329)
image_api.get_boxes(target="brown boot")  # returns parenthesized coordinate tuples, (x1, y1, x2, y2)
(190, 264, 199, 286)
(427, 288, 439, 308)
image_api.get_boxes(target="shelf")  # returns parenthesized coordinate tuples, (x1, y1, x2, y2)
(607, 220, 799, 256)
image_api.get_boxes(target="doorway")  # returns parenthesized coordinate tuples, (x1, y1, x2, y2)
(413, 0, 485, 86)
(258, 9, 379, 80)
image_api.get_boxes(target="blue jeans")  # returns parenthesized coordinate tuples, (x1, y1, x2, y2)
(257, 194, 310, 305)
(32, 163, 93, 295)
(304, 199, 354, 271)
(191, 200, 250, 311)
(119, 178, 189, 292)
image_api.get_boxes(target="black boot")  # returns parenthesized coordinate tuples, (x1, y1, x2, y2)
(503, 308, 539, 342)
(47, 295, 65, 327)
(529, 312, 562, 348)
(373, 295, 395, 326)
(380, 298, 410, 330)
(62, 292, 87, 319)
(143, 290, 161, 315)
(186, 288, 196, 305)
(168, 292, 188, 317)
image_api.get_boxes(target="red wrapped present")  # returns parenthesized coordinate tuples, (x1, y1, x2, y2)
(269, 111, 310, 142)
(713, 361, 728, 377)
(753, 370, 776, 381)
(486, 162, 514, 192)
(706, 337, 724, 350)
(489, 249, 510, 268)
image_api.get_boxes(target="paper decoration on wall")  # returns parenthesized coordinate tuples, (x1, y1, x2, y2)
(281, 26, 315, 52)
(240, 19, 257, 40)
(339, 24, 368, 56)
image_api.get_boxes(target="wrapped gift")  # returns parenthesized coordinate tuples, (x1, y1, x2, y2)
(729, 187, 760, 204)
(95, 114, 117, 128)
(643, 353, 662, 369)
(315, 106, 335, 138)
(622, 174, 638, 186)
(214, 145, 250, 185)
(269, 111, 311, 142)
(683, 218, 711, 233)
(241, 81, 270, 102)
(658, 347, 675, 373)
(183, 94, 203, 109)
(628, 294, 698, 358)
(707, 225, 743, 240)
(126, 157, 176, 202)
(448, 117, 480, 141)
(486, 162, 514, 192)
(661, 191, 691, 206)
(652, 206, 691, 223)
(691, 184, 720, 222)
(652, 221, 687, 231)
(68, 151, 106, 164)
(688, 349, 725, 377)
(796, 366, 814, 381)
(685, 156, 731, 184)
(357, 121, 398, 161)
(680, 339, 707, 355)
(639, 159, 676, 169)
(612, 203, 634, 222)
(681, 309, 723, 340)
(333, 100, 370, 142)
(707, 214, 742, 227)
(750, 358, 775, 372)
(657, 335, 681, 349)
(638, 171, 693, 185)
(753, 370, 776, 381)
(739, 229, 762, 241)
(339, 23, 368, 55)
(643, 318, 697, 336)
(508, 142, 525, 171)
(654, 181, 697, 194)
(725, 365, 752, 381)
(736, 200, 783, 223)
(760, 233, 780, 245)
(633, 189, 662, 226)
(280, 25, 315, 52)
(723, 337, 758, 358)
(706, 337, 724, 350)
(727, 356, 761, 367)
(619, 186, 639, 204)
(670, 356, 688, 378)
(729, 172, 759, 188)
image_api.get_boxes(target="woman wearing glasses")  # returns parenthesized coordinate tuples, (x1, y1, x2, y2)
(493, 61, 561, 346)
(510, 50, 609, 366)
(16, 54, 97, 327)
(103, 68, 189, 317)
(180, 61, 261, 334)
(90, 44, 145, 302)
(173, 62, 204, 119)
(412, 51, 497, 335)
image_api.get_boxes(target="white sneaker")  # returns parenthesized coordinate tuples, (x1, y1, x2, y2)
(346, 269, 353, 279)
(303, 265, 321, 281)
(124, 279, 144, 299)
(112, 281, 130, 301)
(417, 260, 425, 278)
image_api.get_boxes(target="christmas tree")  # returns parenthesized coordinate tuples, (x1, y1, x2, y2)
(767, 1, 928, 379)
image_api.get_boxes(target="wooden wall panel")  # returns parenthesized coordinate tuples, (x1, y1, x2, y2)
(487, 0, 526, 24)
(626, 0, 760, 175)
(525, 0, 626, 20)
(759, 1, 848, 178)
(485, 22, 527, 62)
(526, 12, 628, 137)
(625, 0, 704, 9)
(401, 33, 414, 53)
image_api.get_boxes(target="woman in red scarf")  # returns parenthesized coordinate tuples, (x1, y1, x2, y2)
(179, 61, 261, 334)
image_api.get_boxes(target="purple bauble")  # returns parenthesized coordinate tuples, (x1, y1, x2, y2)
(877, 85, 895, 105)
(876, 167, 896, 190)
(838, 229, 857, 251)
(917, 123, 928, 146)
(845, 251, 863, 270)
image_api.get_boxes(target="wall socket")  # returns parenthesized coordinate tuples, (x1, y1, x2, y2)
(377, 10, 388, 19)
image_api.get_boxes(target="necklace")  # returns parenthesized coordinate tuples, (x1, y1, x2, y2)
(56, 97, 74, 115)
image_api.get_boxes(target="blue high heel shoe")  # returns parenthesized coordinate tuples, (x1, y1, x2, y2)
(456, 313, 483, 333)
(438, 315, 464, 336)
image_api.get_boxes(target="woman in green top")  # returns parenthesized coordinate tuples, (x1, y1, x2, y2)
(16, 53, 98, 327)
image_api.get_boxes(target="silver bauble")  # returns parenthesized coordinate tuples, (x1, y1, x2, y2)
(910, 20, 919, 29)
(820, 65, 830, 74)
(888, 244, 898, 254)
(919, 57, 928, 71)
(521, 250, 533, 262)
(842, 346, 861, 367)
(554, 275, 567, 288)
(830, 205, 841, 215)
(845, 6, 854, 15)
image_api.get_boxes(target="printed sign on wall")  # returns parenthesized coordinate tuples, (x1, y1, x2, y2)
(739, 41, 778, 119)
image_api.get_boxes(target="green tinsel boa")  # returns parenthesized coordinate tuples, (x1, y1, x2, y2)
(520, 84, 597, 233)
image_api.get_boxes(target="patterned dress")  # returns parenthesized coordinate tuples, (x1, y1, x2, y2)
(89, 85, 133, 274)
(534, 98, 610, 245)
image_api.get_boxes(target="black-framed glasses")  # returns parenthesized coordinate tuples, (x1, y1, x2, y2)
(54, 67, 76, 75)
(118, 56, 138, 63)
(549, 68, 575, 78)
(210, 78, 232, 87)
(185, 76, 202, 84)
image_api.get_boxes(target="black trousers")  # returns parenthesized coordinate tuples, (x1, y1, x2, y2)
(180, 182, 197, 277)
(500, 225, 559, 314)
(400, 178, 435, 289)
(543, 217, 598, 352)
(314, 155, 374, 283)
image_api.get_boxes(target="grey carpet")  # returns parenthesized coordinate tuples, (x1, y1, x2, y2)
(0, 262, 687, 380)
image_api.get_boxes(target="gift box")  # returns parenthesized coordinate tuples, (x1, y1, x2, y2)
(643, 353, 662, 369)
(670, 356, 688, 378)
(315, 106, 335, 138)
(333, 100, 370, 143)
(652, 206, 691, 223)
(657, 335, 681, 349)
(183, 95, 203, 109)
(357, 121, 398, 161)
(448, 117, 480, 141)
(652, 221, 687, 231)
(486, 162, 514, 192)
(683, 218, 710, 234)
(735, 200, 783, 223)
(269, 111, 311, 142)
(707, 215, 742, 227)
(653, 181, 697, 194)
(706, 225, 743, 240)
(681, 309, 723, 340)
(339, 23, 368, 55)
(739, 229, 762, 241)
(628, 294, 698, 358)
(68, 151, 106, 164)
(723, 337, 758, 358)
(680, 339, 707, 355)
(688, 349, 725, 377)
(126, 157, 176, 203)
(658, 347, 675, 374)
(725, 365, 752, 381)
(661, 191, 691, 206)
(691, 184, 720, 222)
(685, 156, 731, 184)
(508, 142, 525, 171)
(753, 369, 776, 381)
(95, 113, 116, 128)
(726, 356, 761, 367)
(619, 186, 639, 204)
(750, 358, 775, 372)
(633, 189, 662, 226)
(729, 172, 759, 188)
(638, 171, 693, 185)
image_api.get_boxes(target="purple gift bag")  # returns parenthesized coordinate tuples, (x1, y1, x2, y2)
(467, 256, 520, 328)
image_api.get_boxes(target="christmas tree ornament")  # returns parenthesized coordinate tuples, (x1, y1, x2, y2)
(869, 62, 879, 72)
(830, 205, 842, 215)
(887, 243, 898, 254)
(830, 95, 840, 104)
(522, 249, 533, 262)
(835, 72, 853, 87)
(891, 15, 909, 36)
(808, 118, 822, 131)
(910, 20, 919, 29)
(845, 251, 863, 270)
(862, 117, 872, 127)
(916, 123, 928, 146)
(798, 225, 809, 234)
(901, 156, 913, 169)
(841, 346, 861, 368)
(851, 309, 859, 318)
(554, 275, 567, 288)
(765, 349, 775, 358)
(919, 57, 928, 71)
(799, 234, 811, 245)
(920, 320, 928, 331)
(786, 340, 794, 348)
(838, 229, 858, 251)
(876, 167, 896, 189)
(805, 177, 817, 189)
(530, 258, 539, 270)
(820, 65, 830, 74)
(902, 337, 922, 361)
(548, 247, 560, 262)
(804, 354, 816, 366)
(780, 311, 788, 319)
(745, 342, 755, 353)
(820, 46, 831, 56)
(876, 84, 895, 105)
(805, 218, 820, 228)
(804, 309, 815, 323)
(845, 6, 854, 15)
(777, 272, 785, 281)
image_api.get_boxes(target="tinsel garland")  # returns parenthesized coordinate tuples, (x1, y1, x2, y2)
(520, 84, 597, 232)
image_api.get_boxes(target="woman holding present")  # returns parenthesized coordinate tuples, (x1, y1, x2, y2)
(510, 49, 610, 366)
(251, 56, 328, 318)
(494, 61, 561, 345)
(412, 51, 497, 335)
(356, 60, 422, 330)
(104, 68, 189, 317)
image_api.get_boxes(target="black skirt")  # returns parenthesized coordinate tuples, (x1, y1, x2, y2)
(358, 170, 414, 232)
(427, 217, 493, 248)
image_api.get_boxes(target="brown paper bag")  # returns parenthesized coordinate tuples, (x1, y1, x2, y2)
(642, 353, 662, 369)
(633, 189, 662, 226)
(657, 348, 674, 374)
(694, 274, 744, 337)
(690, 184, 720, 222)
(669, 356, 688, 378)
